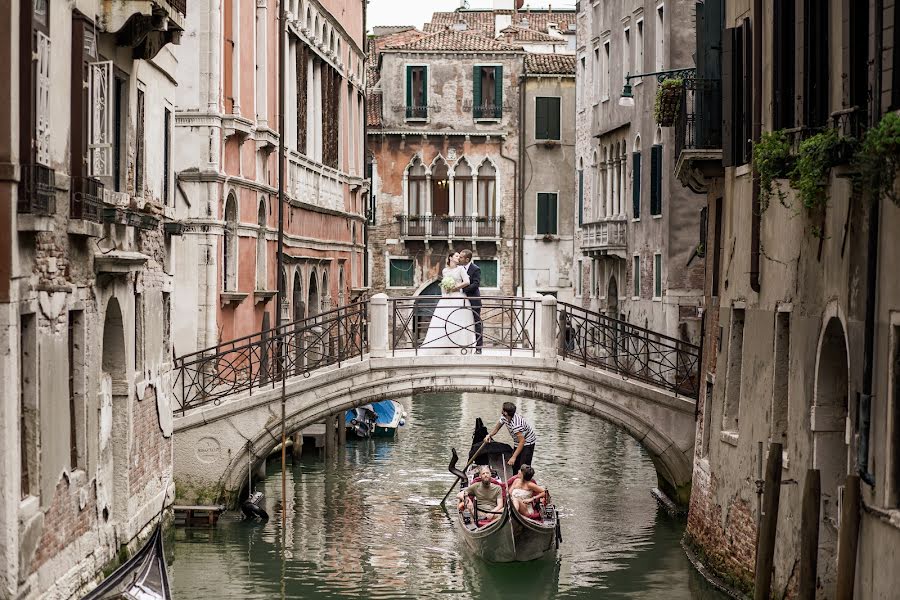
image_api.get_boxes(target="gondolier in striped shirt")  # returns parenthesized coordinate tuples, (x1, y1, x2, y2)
(484, 402, 537, 475)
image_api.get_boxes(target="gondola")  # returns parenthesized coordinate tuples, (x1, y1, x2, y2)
(82, 520, 171, 600)
(448, 419, 560, 563)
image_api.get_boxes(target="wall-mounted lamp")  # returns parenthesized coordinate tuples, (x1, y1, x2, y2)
(617, 68, 697, 108)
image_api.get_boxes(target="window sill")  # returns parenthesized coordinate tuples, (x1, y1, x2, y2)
(720, 431, 739, 446)
(652, 296, 662, 302)
(404, 117, 429, 123)
(475, 117, 502, 123)
(631, 295, 640, 301)
(632, 218, 640, 223)
(651, 214, 662, 219)
(734, 164, 752, 178)
(601, 96, 610, 103)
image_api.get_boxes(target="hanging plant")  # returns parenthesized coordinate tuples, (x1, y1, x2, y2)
(788, 128, 844, 213)
(852, 111, 900, 205)
(752, 130, 793, 211)
(653, 78, 683, 127)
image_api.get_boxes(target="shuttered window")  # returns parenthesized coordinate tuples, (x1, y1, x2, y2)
(653, 253, 662, 299)
(650, 145, 662, 216)
(803, 0, 828, 128)
(537, 193, 558, 234)
(632, 255, 641, 298)
(477, 260, 499, 288)
(772, 0, 795, 130)
(406, 66, 427, 119)
(389, 259, 414, 287)
(473, 65, 502, 119)
(577, 170, 584, 226)
(535, 97, 561, 140)
(723, 22, 752, 166)
(632, 151, 641, 219)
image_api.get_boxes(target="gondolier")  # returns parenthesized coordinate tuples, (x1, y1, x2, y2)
(484, 402, 537, 475)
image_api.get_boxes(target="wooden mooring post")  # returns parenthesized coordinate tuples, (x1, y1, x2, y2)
(753, 442, 782, 600)
(836, 474, 861, 599)
(799, 469, 821, 600)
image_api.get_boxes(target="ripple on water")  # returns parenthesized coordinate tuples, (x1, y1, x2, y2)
(170, 393, 726, 600)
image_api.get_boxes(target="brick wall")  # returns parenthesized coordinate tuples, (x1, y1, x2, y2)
(129, 386, 171, 493)
(31, 474, 98, 573)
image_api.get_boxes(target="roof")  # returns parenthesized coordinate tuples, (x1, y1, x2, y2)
(499, 25, 567, 44)
(525, 53, 576, 75)
(371, 25, 417, 36)
(424, 10, 576, 36)
(383, 29, 521, 52)
(366, 28, 425, 128)
(367, 90, 382, 127)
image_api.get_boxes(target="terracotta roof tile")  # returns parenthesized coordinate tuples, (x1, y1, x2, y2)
(367, 90, 382, 127)
(525, 53, 576, 75)
(383, 29, 520, 52)
(425, 10, 576, 36)
(499, 25, 567, 44)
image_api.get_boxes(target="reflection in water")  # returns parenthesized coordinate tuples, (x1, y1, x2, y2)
(170, 393, 725, 599)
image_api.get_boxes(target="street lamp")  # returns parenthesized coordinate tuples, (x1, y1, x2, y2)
(617, 68, 697, 108)
(618, 81, 634, 107)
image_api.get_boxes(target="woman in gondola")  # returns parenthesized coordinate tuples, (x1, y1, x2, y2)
(507, 465, 548, 517)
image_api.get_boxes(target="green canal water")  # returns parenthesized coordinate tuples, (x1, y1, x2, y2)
(169, 393, 727, 599)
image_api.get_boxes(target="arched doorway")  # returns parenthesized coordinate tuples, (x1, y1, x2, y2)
(292, 271, 305, 322)
(102, 298, 128, 521)
(431, 158, 449, 216)
(308, 271, 319, 317)
(813, 317, 850, 597)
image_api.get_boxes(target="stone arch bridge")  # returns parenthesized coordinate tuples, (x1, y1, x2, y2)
(172, 295, 701, 506)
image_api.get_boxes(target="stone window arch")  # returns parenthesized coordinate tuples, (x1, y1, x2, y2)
(453, 158, 473, 216)
(338, 264, 345, 306)
(476, 159, 497, 217)
(256, 198, 267, 290)
(321, 268, 330, 310)
(430, 156, 450, 216)
(405, 156, 426, 215)
(223, 193, 238, 291)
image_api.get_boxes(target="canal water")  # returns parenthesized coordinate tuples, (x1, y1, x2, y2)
(169, 393, 726, 599)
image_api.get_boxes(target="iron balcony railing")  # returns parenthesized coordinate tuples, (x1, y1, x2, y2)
(389, 296, 537, 356)
(558, 302, 701, 398)
(173, 302, 368, 414)
(581, 218, 627, 253)
(473, 103, 501, 119)
(18, 163, 56, 215)
(675, 78, 723, 159)
(398, 215, 503, 240)
(70, 177, 104, 223)
(405, 104, 428, 119)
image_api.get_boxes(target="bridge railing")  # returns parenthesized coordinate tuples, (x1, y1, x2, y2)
(172, 302, 368, 414)
(387, 296, 538, 355)
(557, 302, 701, 398)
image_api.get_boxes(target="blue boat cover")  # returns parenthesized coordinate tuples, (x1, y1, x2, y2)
(371, 400, 397, 425)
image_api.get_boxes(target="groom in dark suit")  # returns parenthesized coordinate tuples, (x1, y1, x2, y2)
(458, 249, 482, 353)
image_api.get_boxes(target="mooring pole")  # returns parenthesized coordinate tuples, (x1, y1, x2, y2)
(753, 442, 782, 600)
(836, 475, 861, 599)
(799, 469, 821, 600)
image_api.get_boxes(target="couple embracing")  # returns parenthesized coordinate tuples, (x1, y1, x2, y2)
(421, 249, 483, 355)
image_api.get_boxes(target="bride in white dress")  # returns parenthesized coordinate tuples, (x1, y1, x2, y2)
(420, 252, 477, 354)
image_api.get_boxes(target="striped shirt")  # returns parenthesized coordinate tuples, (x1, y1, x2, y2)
(499, 413, 537, 445)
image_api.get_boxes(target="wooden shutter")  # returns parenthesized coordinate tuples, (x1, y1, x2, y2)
(473, 65, 482, 116)
(549, 97, 561, 140)
(548, 194, 557, 233)
(578, 170, 584, 226)
(535, 97, 547, 139)
(421, 67, 428, 114)
(650, 145, 662, 215)
(741, 18, 752, 165)
(632, 151, 641, 219)
(406, 65, 413, 114)
(494, 66, 503, 117)
(537, 193, 548, 233)
(722, 27, 735, 167)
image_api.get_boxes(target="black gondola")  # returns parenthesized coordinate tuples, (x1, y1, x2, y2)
(81, 521, 171, 600)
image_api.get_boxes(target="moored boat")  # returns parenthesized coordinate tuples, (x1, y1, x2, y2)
(81, 521, 171, 599)
(372, 399, 407, 437)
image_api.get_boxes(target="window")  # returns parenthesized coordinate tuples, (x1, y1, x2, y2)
(163, 107, 172, 205)
(593, 46, 600, 103)
(590, 259, 598, 297)
(602, 41, 610, 101)
(389, 258, 414, 287)
(321, 63, 341, 168)
(535, 97, 561, 140)
(623, 28, 631, 79)
(477, 259, 498, 288)
(803, 0, 828, 128)
(113, 76, 125, 190)
(636, 19, 645, 76)
(407, 157, 426, 215)
(712, 197, 723, 296)
(256, 201, 267, 289)
(650, 144, 662, 215)
(576, 259, 583, 296)
(892, 321, 900, 506)
(163, 292, 171, 358)
(134, 292, 144, 369)
(477, 161, 497, 217)
(632, 255, 641, 298)
(577, 168, 584, 226)
(724, 20, 752, 166)
(406, 65, 427, 119)
(72, 15, 97, 180)
(537, 193, 558, 235)
(723, 307, 746, 433)
(893, 2, 900, 109)
(656, 4, 665, 71)
(20, 313, 38, 498)
(701, 380, 714, 456)
(68, 310, 85, 470)
(135, 88, 145, 194)
(653, 253, 662, 299)
(632, 150, 642, 219)
(848, 1, 868, 114)
(579, 56, 587, 107)
(474, 65, 502, 119)
(772, 0, 795, 130)
(296, 42, 309, 153)
(454, 159, 473, 216)
(772, 311, 791, 443)
(224, 195, 238, 290)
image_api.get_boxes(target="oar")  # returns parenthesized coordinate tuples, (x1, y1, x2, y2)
(439, 437, 490, 507)
(501, 455, 516, 553)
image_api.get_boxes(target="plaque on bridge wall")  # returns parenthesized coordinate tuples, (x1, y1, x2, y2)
(195, 437, 222, 464)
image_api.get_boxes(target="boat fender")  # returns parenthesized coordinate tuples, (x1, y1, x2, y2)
(399, 418, 406, 426)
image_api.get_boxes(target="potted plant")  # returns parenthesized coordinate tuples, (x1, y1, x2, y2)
(653, 78, 683, 127)
(853, 111, 900, 204)
(753, 130, 794, 210)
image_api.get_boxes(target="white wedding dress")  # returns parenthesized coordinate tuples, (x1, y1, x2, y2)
(420, 266, 477, 354)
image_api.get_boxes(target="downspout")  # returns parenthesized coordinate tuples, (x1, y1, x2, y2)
(363, 1, 369, 291)
(516, 67, 527, 295)
(749, 0, 762, 293)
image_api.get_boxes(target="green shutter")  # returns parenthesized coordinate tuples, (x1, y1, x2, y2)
(650, 144, 662, 215)
(494, 66, 503, 117)
(478, 260, 498, 287)
(390, 259, 414, 287)
(473, 66, 482, 117)
(578, 170, 584, 227)
(421, 67, 428, 116)
(535, 98, 546, 139)
(632, 152, 641, 218)
(549, 97, 561, 140)
(548, 194, 557, 234)
(537, 193, 548, 233)
(406, 65, 413, 118)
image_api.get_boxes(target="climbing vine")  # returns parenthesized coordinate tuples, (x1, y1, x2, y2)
(653, 78, 683, 126)
(853, 111, 900, 205)
(752, 130, 793, 210)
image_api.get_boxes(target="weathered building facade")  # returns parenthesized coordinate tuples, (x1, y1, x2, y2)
(171, 0, 368, 361)
(574, 0, 704, 345)
(367, 5, 576, 299)
(0, 0, 183, 596)
(681, 0, 900, 597)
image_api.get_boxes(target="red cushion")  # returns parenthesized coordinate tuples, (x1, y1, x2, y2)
(477, 519, 494, 527)
(524, 511, 542, 521)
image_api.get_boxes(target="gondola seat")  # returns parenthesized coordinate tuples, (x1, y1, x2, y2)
(469, 476, 508, 500)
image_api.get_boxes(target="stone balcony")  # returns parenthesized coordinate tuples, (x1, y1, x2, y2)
(674, 78, 723, 193)
(397, 215, 503, 243)
(101, 0, 185, 60)
(581, 218, 627, 256)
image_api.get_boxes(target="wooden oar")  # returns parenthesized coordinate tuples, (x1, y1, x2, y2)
(439, 437, 490, 507)
(501, 455, 516, 552)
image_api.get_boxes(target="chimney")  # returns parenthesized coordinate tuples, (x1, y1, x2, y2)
(452, 16, 467, 31)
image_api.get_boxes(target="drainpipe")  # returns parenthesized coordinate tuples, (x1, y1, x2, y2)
(363, 2, 369, 291)
(749, 0, 762, 293)
(515, 68, 527, 295)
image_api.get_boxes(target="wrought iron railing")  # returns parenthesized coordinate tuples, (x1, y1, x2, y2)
(474, 104, 501, 119)
(71, 176, 104, 223)
(167, 0, 187, 16)
(389, 296, 537, 356)
(18, 163, 56, 215)
(558, 302, 701, 398)
(405, 105, 428, 119)
(675, 78, 722, 159)
(397, 215, 503, 240)
(173, 302, 368, 414)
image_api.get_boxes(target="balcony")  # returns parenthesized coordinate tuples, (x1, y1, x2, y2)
(675, 79, 723, 193)
(18, 164, 56, 216)
(71, 177, 104, 223)
(474, 104, 501, 120)
(101, 0, 185, 60)
(581, 218, 627, 256)
(397, 215, 503, 242)
(287, 151, 343, 212)
(405, 105, 428, 120)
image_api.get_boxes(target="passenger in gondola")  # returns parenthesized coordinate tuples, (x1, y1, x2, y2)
(507, 465, 548, 517)
(457, 465, 504, 524)
(484, 402, 538, 474)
